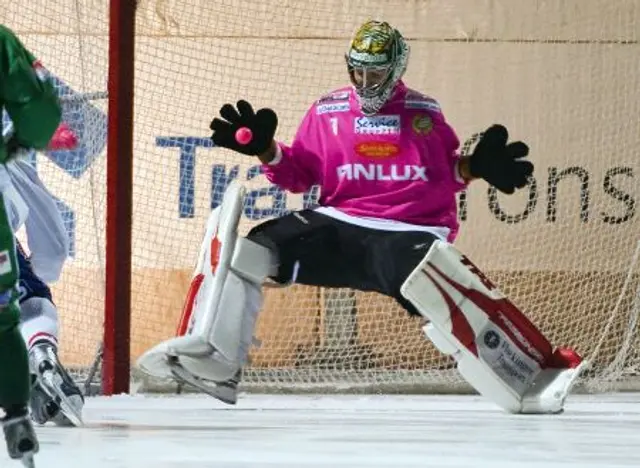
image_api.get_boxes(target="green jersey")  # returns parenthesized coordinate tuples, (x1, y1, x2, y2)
(0, 25, 61, 163)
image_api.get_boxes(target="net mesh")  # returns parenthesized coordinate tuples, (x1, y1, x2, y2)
(4, 0, 640, 394)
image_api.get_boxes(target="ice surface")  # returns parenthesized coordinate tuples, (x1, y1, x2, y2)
(3, 393, 640, 467)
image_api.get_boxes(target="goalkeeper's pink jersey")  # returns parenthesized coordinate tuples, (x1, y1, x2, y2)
(262, 81, 467, 241)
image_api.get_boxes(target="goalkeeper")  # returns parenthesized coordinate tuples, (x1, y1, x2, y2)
(139, 20, 584, 413)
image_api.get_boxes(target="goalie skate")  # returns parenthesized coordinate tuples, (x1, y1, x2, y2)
(168, 356, 240, 405)
(29, 343, 84, 427)
(2, 415, 38, 468)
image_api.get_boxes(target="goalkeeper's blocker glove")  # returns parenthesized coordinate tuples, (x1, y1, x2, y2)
(469, 124, 533, 194)
(210, 100, 277, 156)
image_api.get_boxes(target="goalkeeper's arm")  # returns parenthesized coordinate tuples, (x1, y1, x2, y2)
(0, 25, 61, 159)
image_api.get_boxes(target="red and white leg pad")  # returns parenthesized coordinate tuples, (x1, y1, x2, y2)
(136, 181, 276, 384)
(400, 240, 586, 414)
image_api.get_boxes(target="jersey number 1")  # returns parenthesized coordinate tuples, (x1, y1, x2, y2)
(330, 117, 339, 136)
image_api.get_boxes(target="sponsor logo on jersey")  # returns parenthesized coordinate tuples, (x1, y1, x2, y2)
(354, 115, 401, 134)
(337, 164, 427, 181)
(355, 141, 400, 159)
(316, 102, 350, 115)
(412, 114, 433, 135)
(317, 91, 350, 104)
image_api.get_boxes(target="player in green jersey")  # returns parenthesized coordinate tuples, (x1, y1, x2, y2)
(0, 24, 64, 467)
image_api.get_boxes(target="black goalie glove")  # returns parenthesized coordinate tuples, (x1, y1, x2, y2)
(209, 99, 278, 156)
(469, 124, 533, 194)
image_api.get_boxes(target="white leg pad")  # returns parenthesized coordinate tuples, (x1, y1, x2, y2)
(401, 240, 585, 414)
(137, 181, 276, 383)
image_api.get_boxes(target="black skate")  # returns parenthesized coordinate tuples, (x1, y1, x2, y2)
(211, 374, 240, 405)
(29, 342, 84, 427)
(168, 356, 240, 405)
(2, 410, 38, 468)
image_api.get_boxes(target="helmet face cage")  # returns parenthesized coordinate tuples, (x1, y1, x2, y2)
(346, 20, 410, 115)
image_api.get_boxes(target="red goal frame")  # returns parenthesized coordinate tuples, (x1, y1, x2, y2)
(102, 0, 136, 395)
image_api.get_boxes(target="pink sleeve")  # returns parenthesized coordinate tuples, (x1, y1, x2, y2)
(431, 109, 468, 191)
(261, 106, 323, 194)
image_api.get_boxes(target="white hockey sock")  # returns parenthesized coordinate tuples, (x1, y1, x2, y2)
(19, 297, 59, 349)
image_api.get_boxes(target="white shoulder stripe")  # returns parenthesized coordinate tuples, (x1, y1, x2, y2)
(405, 99, 441, 111)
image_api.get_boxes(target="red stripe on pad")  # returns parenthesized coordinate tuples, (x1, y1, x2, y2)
(176, 273, 205, 336)
(422, 268, 478, 357)
(426, 262, 552, 367)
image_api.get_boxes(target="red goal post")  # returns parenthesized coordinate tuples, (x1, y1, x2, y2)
(103, 0, 136, 395)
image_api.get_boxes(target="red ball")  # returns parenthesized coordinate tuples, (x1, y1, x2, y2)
(235, 127, 253, 145)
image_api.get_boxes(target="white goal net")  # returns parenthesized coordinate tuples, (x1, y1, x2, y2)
(3, 0, 640, 394)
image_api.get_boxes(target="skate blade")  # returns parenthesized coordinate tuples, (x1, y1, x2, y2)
(168, 358, 236, 405)
(20, 452, 35, 468)
(39, 371, 83, 427)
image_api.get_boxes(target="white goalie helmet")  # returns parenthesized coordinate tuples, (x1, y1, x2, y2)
(345, 20, 410, 115)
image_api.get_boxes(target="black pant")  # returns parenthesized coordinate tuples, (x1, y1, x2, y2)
(247, 210, 438, 316)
